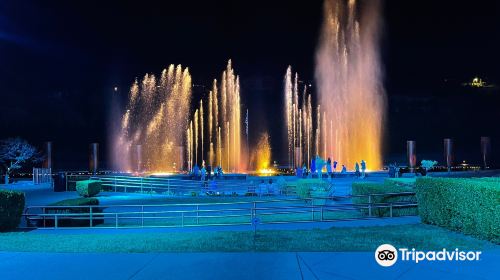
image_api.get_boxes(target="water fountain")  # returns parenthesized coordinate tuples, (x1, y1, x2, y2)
(113, 0, 385, 174)
(112, 65, 192, 172)
(187, 60, 246, 173)
(314, 0, 386, 170)
(284, 67, 314, 169)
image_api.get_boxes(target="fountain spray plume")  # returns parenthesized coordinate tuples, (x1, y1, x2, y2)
(315, 0, 386, 170)
(188, 60, 246, 172)
(200, 100, 204, 164)
(255, 132, 272, 171)
(112, 65, 192, 172)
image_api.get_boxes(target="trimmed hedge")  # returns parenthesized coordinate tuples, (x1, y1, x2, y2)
(0, 190, 25, 232)
(294, 179, 331, 199)
(352, 181, 417, 217)
(76, 180, 101, 197)
(415, 177, 500, 243)
(41, 198, 104, 227)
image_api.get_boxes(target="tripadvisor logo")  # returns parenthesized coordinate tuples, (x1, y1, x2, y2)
(375, 244, 482, 267)
(375, 244, 398, 267)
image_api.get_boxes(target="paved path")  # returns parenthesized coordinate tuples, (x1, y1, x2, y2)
(0, 251, 498, 280)
(1, 182, 78, 206)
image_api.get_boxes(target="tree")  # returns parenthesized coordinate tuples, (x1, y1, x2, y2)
(421, 160, 438, 175)
(0, 138, 42, 184)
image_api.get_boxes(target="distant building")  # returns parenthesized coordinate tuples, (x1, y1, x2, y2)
(462, 76, 496, 89)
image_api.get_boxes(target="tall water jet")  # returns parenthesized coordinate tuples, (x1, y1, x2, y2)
(315, 0, 386, 169)
(284, 66, 311, 168)
(112, 65, 192, 172)
(187, 60, 246, 172)
(254, 132, 272, 171)
(284, 67, 293, 168)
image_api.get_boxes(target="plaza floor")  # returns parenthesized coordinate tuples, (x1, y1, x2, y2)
(2, 173, 499, 279)
(0, 251, 499, 280)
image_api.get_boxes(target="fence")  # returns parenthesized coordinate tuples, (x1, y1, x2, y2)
(22, 192, 417, 229)
(65, 174, 264, 195)
(33, 168, 52, 184)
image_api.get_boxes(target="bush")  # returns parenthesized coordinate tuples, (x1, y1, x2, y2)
(415, 177, 500, 243)
(352, 181, 417, 217)
(294, 179, 331, 199)
(0, 190, 25, 231)
(76, 180, 101, 197)
(40, 198, 104, 227)
(384, 178, 416, 187)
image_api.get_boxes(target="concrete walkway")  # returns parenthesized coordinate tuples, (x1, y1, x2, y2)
(0, 251, 498, 280)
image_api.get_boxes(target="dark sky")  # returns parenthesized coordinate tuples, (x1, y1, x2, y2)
(0, 0, 499, 169)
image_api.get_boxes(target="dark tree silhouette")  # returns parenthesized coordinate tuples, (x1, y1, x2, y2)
(0, 138, 42, 183)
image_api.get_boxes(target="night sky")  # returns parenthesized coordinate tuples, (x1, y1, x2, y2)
(0, 0, 499, 169)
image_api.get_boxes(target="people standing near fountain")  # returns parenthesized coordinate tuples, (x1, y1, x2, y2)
(326, 158, 332, 177)
(201, 166, 207, 182)
(268, 179, 275, 195)
(333, 160, 338, 176)
(355, 162, 360, 178)
(258, 180, 266, 197)
(311, 157, 316, 176)
(361, 160, 366, 178)
(302, 164, 307, 178)
(341, 165, 347, 174)
(193, 164, 200, 179)
(315, 155, 325, 179)
(207, 178, 217, 196)
(296, 166, 302, 178)
(218, 166, 224, 176)
(207, 165, 212, 180)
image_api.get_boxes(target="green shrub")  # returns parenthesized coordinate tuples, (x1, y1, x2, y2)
(352, 181, 417, 217)
(295, 179, 331, 199)
(415, 177, 500, 243)
(76, 180, 101, 197)
(51, 197, 99, 207)
(0, 190, 25, 232)
(384, 178, 416, 187)
(41, 198, 104, 227)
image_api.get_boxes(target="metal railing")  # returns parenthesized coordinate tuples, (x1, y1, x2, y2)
(33, 168, 52, 184)
(22, 192, 417, 229)
(65, 174, 276, 196)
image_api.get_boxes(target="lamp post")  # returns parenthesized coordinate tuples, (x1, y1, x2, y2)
(407, 140, 416, 173)
(89, 143, 99, 175)
(480, 137, 491, 170)
(444, 138, 453, 172)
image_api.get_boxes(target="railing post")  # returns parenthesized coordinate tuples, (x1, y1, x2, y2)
(115, 213, 118, 228)
(54, 215, 58, 229)
(141, 205, 144, 227)
(89, 206, 93, 227)
(140, 177, 143, 193)
(167, 179, 170, 195)
(320, 206, 324, 221)
(368, 195, 372, 217)
(65, 173, 68, 191)
(390, 203, 393, 218)
(114, 176, 117, 192)
(253, 202, 257, 219)
(311, 199, 314, 221)
(196, 205, 199, 225)
(181, 212, 184, 227)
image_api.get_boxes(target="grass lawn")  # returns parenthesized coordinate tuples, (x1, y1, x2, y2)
(0, 224, 497, 253)
(107, 208, 364, 227)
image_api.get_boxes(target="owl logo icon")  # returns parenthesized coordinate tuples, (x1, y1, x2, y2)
(375, 244, 398, 267)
